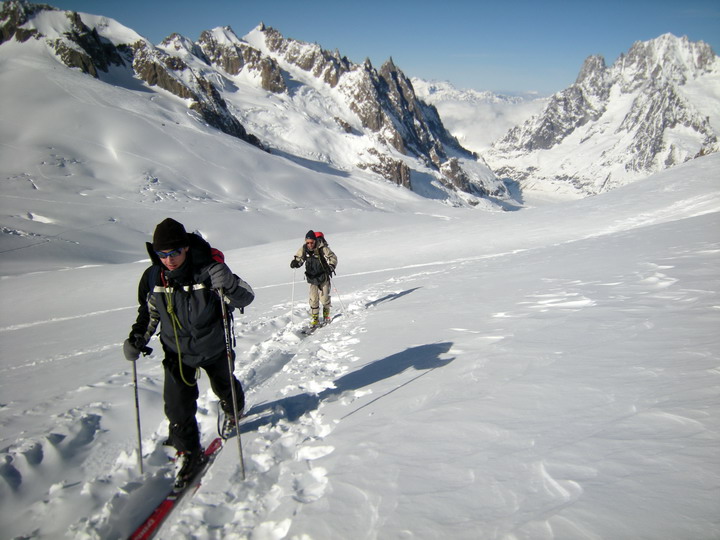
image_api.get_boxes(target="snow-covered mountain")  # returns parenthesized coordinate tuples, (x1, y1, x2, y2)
(0, 1, 506, 204)
(485, 34, 720, 195)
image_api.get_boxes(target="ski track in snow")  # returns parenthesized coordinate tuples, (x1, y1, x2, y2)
(150, 272, 435, 538)
(0, 306, 135, 333)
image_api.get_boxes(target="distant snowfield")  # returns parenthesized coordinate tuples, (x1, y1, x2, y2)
(1, 18, 720, 540)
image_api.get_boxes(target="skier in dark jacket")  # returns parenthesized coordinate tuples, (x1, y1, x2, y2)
(290, 230, 338, 326)
(123, 218, 254, 488)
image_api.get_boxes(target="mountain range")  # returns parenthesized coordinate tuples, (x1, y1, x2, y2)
(1, 1, 719, 207)
(484, 33, 720, 195)
(0, 1, 506, 207)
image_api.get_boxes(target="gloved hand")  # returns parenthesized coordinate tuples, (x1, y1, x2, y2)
(123, 334, 146, 361)
(207, 262, 235, 290)
(290, 259, 301, 269)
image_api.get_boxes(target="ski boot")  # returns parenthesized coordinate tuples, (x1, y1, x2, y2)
(220, 405, 244, 439)
(221, 415, 237, 439)
(323, 307, 331, 324)
(310, 313, 320, 327)
(173, 448, 207, 491)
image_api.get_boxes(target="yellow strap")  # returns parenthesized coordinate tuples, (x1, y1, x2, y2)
(165, 290, 198, 387)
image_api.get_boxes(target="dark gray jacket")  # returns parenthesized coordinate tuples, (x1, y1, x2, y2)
(130, 233, 254, 367)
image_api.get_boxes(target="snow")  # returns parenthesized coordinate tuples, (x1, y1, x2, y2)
(680, 69, 720, 133)
(27, 8, 146, 46)
(2, 13, 720, 540)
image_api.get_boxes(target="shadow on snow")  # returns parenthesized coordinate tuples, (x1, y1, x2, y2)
(365, 287, 422, 308)
(242, 342, 455, 429)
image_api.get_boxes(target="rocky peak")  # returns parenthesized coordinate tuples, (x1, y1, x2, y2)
(616, 33, 716, 90)
(0, 0, 50, 43)
(1, 1, 127, 76)
(249, 25, 493, 194)
(160, 32, 208, 62)
(487, 33, 719, 195)
(259, 25, 351, 88)
(1, 2, 263, 149)
(575, 55, 608, 89)
(3, 3, 503, 204)
(196, 26, 285, 93)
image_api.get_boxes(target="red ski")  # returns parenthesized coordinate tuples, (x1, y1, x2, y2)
(129, 437, 223, 540)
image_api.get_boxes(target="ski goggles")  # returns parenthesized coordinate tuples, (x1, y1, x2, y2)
(155, 247, 184, 259)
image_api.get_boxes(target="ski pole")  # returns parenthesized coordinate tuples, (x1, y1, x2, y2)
(331, 278, 347, 313)
(218, 288, 246, 480)
(291, 269, 296, 324)
(131, 358, 144, 475)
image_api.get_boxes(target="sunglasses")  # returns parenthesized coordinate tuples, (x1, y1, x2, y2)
(156, 247, 184, 259)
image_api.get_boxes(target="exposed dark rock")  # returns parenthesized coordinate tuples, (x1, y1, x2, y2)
(197, 27, 286, 93)
(359, 149, 412, 189)
(334, 117, 353, 133)
(4, 2, 263, 149)
(47, 11, 127, 77)
(130, 40, 257, 143)
(131, 41, 194, 98)
(0, 0, 50, 44)
(261, 24, 351, 88)
(3, 3, 501, 201)
(256, 25, 496, 195)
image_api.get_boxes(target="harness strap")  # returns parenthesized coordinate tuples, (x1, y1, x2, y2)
(160, 270, 198, 387)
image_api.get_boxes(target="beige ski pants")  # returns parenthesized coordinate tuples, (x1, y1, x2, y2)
(309, 280, 331, 315)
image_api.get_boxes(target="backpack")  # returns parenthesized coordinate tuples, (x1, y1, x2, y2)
(314, 231, 327, 245)
(310, 231, 335, 277)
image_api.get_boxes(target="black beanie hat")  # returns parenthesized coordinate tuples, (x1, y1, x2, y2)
(305, 230, 316, 240)
(153, 218, 189, 250)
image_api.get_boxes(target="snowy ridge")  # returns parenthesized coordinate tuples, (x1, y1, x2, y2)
(0, 1, 505, 204)
(485, 33, 720, 195)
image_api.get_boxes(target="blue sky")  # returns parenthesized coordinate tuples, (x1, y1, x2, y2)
(51, 0, 720, 95)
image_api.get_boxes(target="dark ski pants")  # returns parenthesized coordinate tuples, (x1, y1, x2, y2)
(163, 350, 244, 453)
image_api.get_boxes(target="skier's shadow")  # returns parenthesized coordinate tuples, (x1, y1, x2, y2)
(241, 341, 454, 430)
(365, 287, 421, 308)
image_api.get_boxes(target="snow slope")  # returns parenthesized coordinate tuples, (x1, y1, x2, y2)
(1, 149, 719, 538)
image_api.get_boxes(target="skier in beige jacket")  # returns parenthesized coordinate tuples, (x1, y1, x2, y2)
(290, 230, 338, 326)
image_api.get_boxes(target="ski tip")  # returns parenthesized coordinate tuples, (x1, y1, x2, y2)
(206, 437, 224, 454)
